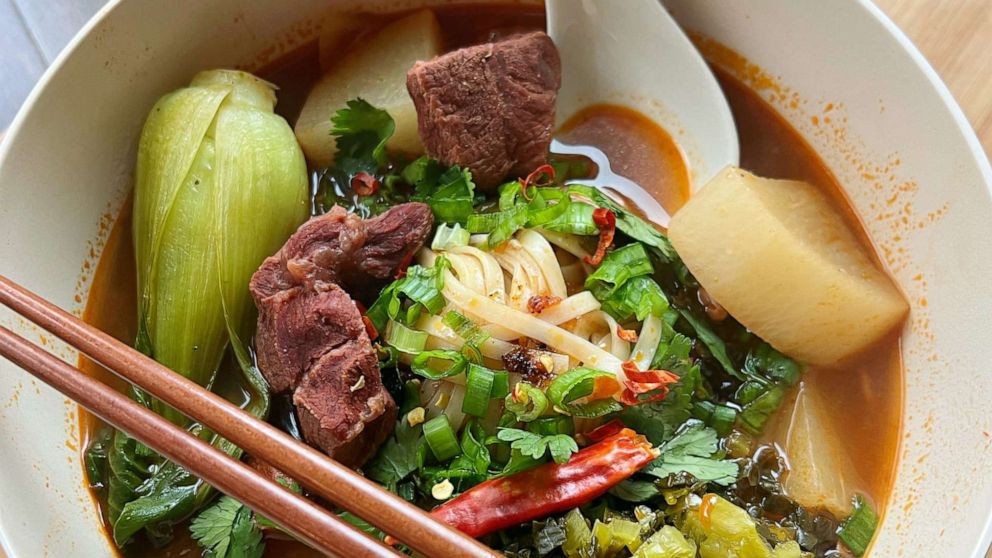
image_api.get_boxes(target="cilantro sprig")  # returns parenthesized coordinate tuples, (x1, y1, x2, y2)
(496, 428, 579, 464)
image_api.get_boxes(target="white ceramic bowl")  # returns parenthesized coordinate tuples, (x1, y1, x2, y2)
(1, 1, 991, 556)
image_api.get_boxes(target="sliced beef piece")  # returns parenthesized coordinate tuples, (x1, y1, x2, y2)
(252, 281, 365, 393)
(406, 31, 561, 190)
(249, 202, 433, 467)
(258, 203, 433, 301)
(294, 339, 398, 467)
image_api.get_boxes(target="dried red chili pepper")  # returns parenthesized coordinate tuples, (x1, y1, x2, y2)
(519, 163, 556, 201)
(394, 249, 416, 280)
(351, 171, 379, 196)
(619, 361, 680, 406)
(583, 418, 626, 444)
(527, 294, 563, 314)
(616, 325, 639, 342)
(583, 208, 616, 265)
(430, 428, 658, 537)
(361, 315, 378, 341)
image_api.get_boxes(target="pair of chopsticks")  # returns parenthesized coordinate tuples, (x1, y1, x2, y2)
(0, 274, 500, 558)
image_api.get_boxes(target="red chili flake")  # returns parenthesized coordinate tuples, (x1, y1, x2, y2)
(519, 163, 556, 201)
(527, 294, 563, 314)
(583, 208, 616, 265)
(619, 361, 679, 406)
(394, 249, 416, 280)
(361, 315, 379, 341)
(351, 172, 379, 196)
(616, 325, 639, 343)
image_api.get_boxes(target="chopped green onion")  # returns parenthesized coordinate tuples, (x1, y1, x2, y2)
(584, 244, 655, 299)
(410, 350, 468, 380)
(505, 382, 548, 422)
(491, 371, 510, 399)
(442, 311, 490, 361)
(423, 415, 461, 461)
(837, 495, 879, 557)
(546, 368, 623, 418)
(462, 364, 496, 417)
(366, 257, 450, 330)
(384, 320, 428, 354)
(431, 223, 470, 251)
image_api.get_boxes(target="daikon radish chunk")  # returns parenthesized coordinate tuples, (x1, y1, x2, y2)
(775, 385, 861, 517)
(295, 10, 441, 167)
(317, 13, 367, 72)
(668, 167, 907, 365)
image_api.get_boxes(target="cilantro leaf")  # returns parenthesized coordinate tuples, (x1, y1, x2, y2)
(190, 496, 264, 558)
(496, 428, 578, 464)
(331, 98, 395, 167)
(642, 423, 738, 486)
(365, 413, 423, 486)
(406, 157, 477, 224)
(619, 363, 700, 446)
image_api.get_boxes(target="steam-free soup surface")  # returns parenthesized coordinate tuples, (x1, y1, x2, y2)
(79, 4, 901, 556)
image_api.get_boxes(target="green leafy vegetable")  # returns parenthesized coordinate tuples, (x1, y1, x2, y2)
(546, 368, 623, 418)
(189, 496, 264, 558)
(620, 365, 700, 446)
(496, 428, 579, 464)
(567, 185, 678, 261)
(331, 98, 395, 168)
(600, 276, 669, 322)
(365, 403, 423, 487)
(642, 423, 738, 486)
(584, 243, 655, 299)
(677, 309, 738, 379)
(406, 157, 477, 224)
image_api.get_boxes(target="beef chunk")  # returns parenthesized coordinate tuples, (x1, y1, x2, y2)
(250, 202, 433, 467)
(257, 203, 433, 301)
(406, 31, 561, 190)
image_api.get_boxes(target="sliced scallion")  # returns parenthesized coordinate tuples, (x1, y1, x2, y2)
(491, 371, 510, 399)
(837, 495, 879, 557)
(423, 415, 461, 461)
(462, 364, 496, 417)
(384, 320, 428, 354)
(411, 350, 468, 380)
(505, 382, 548, 422)
(431, 223, 470, 251)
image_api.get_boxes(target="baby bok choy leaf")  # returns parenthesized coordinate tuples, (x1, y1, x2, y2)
(100, 69, 309, 547)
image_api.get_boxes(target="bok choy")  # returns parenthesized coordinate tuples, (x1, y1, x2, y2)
(96, 69, 309, 546)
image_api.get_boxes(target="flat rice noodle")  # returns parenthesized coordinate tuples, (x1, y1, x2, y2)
(442, 271, 624, 374)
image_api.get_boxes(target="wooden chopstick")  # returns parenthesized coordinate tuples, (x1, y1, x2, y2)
(0, 323, 394, 558)
(0, 275, 499, 558)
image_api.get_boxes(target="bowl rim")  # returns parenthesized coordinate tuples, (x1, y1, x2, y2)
(1, 0, 991, 556)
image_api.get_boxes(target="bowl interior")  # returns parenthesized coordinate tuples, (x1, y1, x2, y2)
(1, 0, 991, 556)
